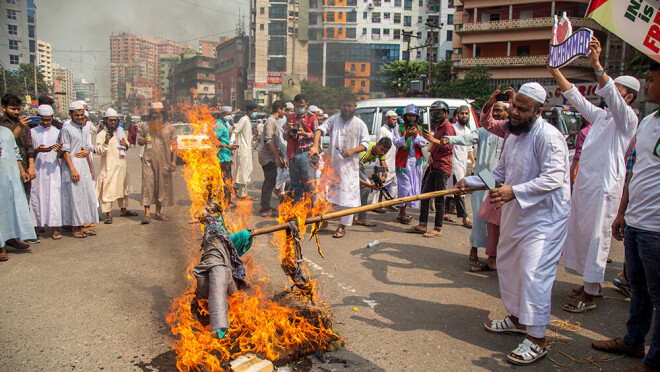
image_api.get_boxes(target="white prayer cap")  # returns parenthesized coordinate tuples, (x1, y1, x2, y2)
(496, 102, 510, 109)
(150, 102, 164, 109)
(518, 82, 547, 104)
(309, 105, 320, 113)
(614, 75, 640, 92)
(220, 106, 232, 113)
(324, 114, 328, 119)
(37, 104, 54, 116)
(385, 110, 397, 117)
(103, 108, 118, 118)
(69, 101, 85, 111)
(84, 110, 89, 117)
(317, 109, 324, 115)
(285, 102, 294, 110)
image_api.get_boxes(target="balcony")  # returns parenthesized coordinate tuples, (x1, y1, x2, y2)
(459, 17, 602, 33)
(457, 55, 591, 68)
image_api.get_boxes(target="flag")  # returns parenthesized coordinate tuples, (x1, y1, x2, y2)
(586, 0, 660, 62)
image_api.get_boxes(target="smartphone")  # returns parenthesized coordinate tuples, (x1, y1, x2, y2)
(478, 168, 500, 190)
(495, 92, 510, 102)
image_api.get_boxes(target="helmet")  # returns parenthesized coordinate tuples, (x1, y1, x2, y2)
(430, 100, 449, 112)
(403, 104, 419, 117)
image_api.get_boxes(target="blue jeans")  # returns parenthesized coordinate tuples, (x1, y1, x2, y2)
(624, 225, 660, 369)
(289, 152, 317, 203)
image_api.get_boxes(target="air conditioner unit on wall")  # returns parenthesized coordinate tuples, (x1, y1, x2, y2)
(367, 2, 374, 9)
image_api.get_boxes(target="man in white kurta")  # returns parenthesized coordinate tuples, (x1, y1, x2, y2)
(310, 94, 370, 238)
(549, 44, 638, 312)
(30, 105, 63, 239)
(458, 83, 570, 365)
(96, 108, 137, 224)
(375, 111, 398, 203)
(447, 106, 474, 227)
(233, 103, 256, 199)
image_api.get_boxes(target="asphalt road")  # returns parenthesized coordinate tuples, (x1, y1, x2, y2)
(0, 148, 644, 371)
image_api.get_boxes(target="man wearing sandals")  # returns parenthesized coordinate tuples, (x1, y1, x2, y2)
(548, 38, 638, 314)
(592, 61, 660, 372)
(456, 82, 570, 365)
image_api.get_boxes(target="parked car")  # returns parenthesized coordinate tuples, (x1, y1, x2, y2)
(541, 106, 581, 149)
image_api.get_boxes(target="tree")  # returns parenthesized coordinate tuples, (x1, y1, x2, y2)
(300, 80, 352, 110)
(447, 65, 492, 108)
(381, 60, 429, 94)
(0, 63, 49, 98)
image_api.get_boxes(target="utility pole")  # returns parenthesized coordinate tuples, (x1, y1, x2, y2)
(424, 19, 443, 97)
(402, 31, 422, 96)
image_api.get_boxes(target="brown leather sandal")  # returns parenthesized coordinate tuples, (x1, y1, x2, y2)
(592, 338, 645, 358)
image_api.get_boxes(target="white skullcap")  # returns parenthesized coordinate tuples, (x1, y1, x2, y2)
(150, 102, 164, 109)
(104, 108, 118, 118)
(285, 102, 294, 110)
(385, 110, 397, 117)
(317, 109, 324, 114)
(496, 102, 510, 109)
(309, 105, 319, 113)
(221, 106, 232, 113)
(84, 110, 89, 117)
(518, 82, 547, 104)
(75, 100, 87, 107)
(69, 101, 85, 111)
(37, 104, 54, 116)
(614, 75, 640, 92)
(324, 114, 328, 119)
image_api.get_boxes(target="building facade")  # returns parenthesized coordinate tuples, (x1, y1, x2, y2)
(452, 0, 605, 87)
(52, 63, 74, 115)
(1, 0, 38, 71)
(216, 36, 249, 109)
(74, 78, 96, 110)
(37, 39, 52, 85)
(170, 55, 216, 105)
(199, 39, 222, 58)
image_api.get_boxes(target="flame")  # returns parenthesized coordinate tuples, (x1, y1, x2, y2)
(167, 104, 339, 371)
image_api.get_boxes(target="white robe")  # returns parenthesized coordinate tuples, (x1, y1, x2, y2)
(317, 114, 370, 208)
(448, 122, 473, 188)
(29, 125, 62, 227)
(377, 125, 397, 187)
(466, 117, 570, 326)
(561, 80, 637, 284)
(233, 116, 253, 185)
(95, 129, 130, 204)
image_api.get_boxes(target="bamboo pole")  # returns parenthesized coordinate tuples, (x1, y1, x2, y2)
(250, 186, 487, 237)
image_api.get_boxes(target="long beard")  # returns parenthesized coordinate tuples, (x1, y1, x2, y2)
(148, 119, 164, 136)
(507, 115, 536, 135)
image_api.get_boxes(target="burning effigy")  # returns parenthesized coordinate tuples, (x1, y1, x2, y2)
(166, 105, 340, 371)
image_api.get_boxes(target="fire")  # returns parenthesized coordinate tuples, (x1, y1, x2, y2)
(167, 104, 339, 371)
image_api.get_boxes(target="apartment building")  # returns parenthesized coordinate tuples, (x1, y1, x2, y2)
(1, 0, 38, 71)
(52, 63, 74, 115)
(170, 55, 216, 105)
(37, 39, 52, 85)
(216, 36, 249, 108)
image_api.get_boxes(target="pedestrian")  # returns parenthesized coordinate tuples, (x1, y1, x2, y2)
(284, 94, 318, 203)
(258, 100, 287, 216)
(0, 94, 36, 199)
(59, 101, 99, 238)
(215, 106, 239, 206)
(128, 119, 138, 146)
(95, 108, 137, 224)
(548, 38, 639, 313)
(354, 137, 391, 227)
(375, 110, 399, 209)
(409, 100, 454, 237)
(137, 102, 178, 224)
(316, 109, 325, 125)
(233, 102, 256, 200)
(444, 98, 505, 271)
(457, 82, 570, 365)
(446, 105, 474, 228)
(30, 105, 63, 240)
(570, 116, 592, 185)
(274, 103, 292, 198)
(309, 93, 369, 239)
(393, 104, 428, 225)
(593, 60, 660, 372)
(37, 94, 63, 130)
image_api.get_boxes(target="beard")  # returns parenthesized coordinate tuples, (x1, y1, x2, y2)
(340, 111, 355, 121)
(507, 115, 536, 135)
(458, 117, 469, 126)
(148, 119, 164, 136)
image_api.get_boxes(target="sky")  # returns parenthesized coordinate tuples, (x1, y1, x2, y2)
(38, 0, 247, 103)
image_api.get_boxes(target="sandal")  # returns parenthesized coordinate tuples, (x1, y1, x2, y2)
(468, 256, 482, 267)
(406, 226, 426, 234)
(562, 299, 597, 313)
(52, 232, 63, 240)
(354, 219, 376, 227)
(484, 316, 527, 334)
(104, 216, 113, 224)
(462, 219, 473, 229)
(73, 231, 87, 238)
(613, 278, 632, 298)
(397, 215, 412, 224)
(506, 339, 547, 365)
(569, 286, 602, 298)
(443, 215, 456, 223)
(0, 248, 8, 261)
(373, 208, 386, 214)
(80, 228, 96, 236)
(592, 337, 645, 358)
(141, 216, 151, 224)
(332, 226, 345, 239)
(423, 229, 442, 238)
(469, 261, 496, 272)
(153, 215, 169, 221)
(120, 210, 138, 217)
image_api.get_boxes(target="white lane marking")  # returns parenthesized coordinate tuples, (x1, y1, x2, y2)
(304, 258, 378, 308)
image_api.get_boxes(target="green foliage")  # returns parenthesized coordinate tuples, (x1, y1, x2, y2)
(0, 64, 49, 98)
(446, 65, 492, 108)
(300, 80, 352, 110)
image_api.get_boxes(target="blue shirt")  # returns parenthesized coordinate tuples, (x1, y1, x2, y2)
(215, 119, 231, 163)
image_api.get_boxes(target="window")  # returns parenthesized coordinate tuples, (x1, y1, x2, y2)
(268, 37, 286, 55)
(268, 57, 286, 72)
(9, 40, 18, 50)
(384, 12, 390, 19)
(361, 64, 366, 72)
(27, 9, 35, 23)
(418, 16, 422, 23)
(310, 0, 317, 8)
(394, 0, 401, 6)
(8, 24, 17, 35)
(327, 0, 335, 5)
(362, 28, 367, 35)
(326, 12, 335, 22)
(260, 24, 265, 30)
(403, 32, 410, 41)
(394, 29, 401, 39)
(346, 28, 356, 38)
(402, 51, 408, 60)
(383, 28, 390, 36)
(269, 4, 287, 19)
(404, 0, 412, 10)
(475, 47, 481, 57)
(363, 11, 367, 19)
(6, 0, 17, 4)
(269, 21, 287, 35)
(373, 0, 381, 5)
(520, 10, 533, 19)
(447, 14, 453, 25)
(446, 30, 452, 41)
(351, 80, 355, 86)
(327, 28, 335, 38)
(347, 0, 357, 4)
(488, 13, 500, 21)
(372, 12, 380, 23)
(9, 55, 19, 65)
(372, 28, 381, 40)
(517, 45, 530, 56)
(448, 0, 454, 8)
(417, 50, 421, 58)
(310, 14, 317, 24)
(29, 39, 35, 53)
(416, 31, 421, 38)
(361, 80, 366, 87)
(29, 25, 35, 38)
(393, 13, 401, 23)
(347, 11, 357, 22)
(7, 9, 17, 20)
(446, 50, 453, 60)
(404, 16, 411, 26)
(418, 0, 423, 5)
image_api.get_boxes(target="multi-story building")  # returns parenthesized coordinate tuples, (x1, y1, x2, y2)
(52, 63, 75, 115)
(74, 78, 96, 110)
(1, 0, 38, 71)
(37, 40, 52, 85)
(158, 54, 182, 98)
(170, 55, 216, 105)
(109, 33, 194, 102)
(216, 36, 249, 109)
(199, 39, 224, 58)
(452, 0, 609, 88)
